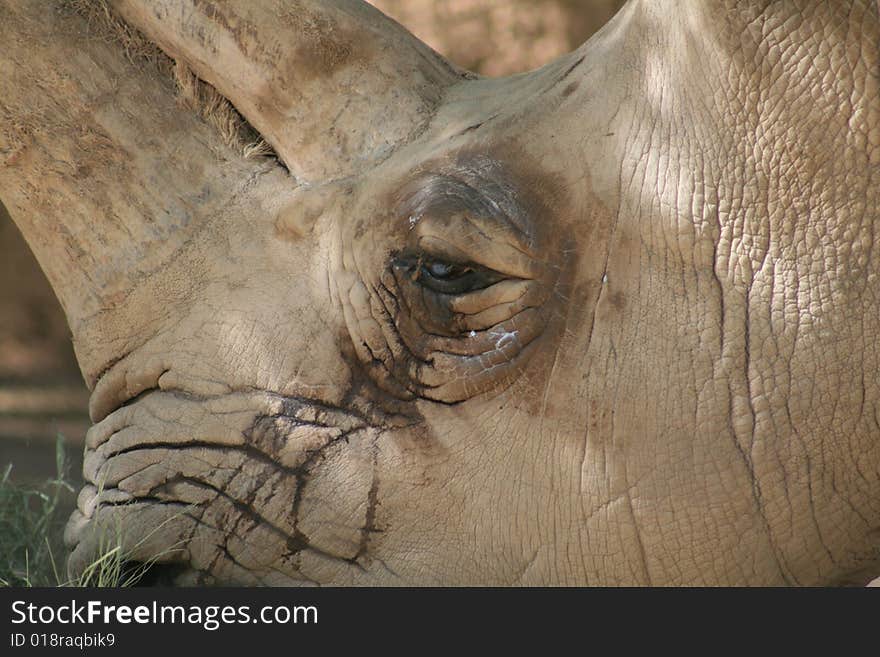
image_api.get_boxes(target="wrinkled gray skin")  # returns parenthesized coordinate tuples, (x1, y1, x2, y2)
(1, 0, 878, 585)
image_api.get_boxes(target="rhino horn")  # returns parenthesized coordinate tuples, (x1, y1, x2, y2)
(115, 0, 466, 182)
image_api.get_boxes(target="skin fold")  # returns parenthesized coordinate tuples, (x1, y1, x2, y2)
(0, 0, 878, 585)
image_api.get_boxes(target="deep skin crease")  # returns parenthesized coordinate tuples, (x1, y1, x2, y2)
(0, 0, 877, 585)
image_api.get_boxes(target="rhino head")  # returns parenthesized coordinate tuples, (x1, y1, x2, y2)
(1, 0, 878, 585)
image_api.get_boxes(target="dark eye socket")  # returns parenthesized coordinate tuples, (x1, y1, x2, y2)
(394, 254, 504, 295)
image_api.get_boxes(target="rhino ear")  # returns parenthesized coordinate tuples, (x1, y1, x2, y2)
(116, 0, 467, 182)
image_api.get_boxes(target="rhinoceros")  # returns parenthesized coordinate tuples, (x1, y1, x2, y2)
(0, 0, 878, 586)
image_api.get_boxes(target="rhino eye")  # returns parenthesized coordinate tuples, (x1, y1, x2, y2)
(395, 254, 504, 295)
(424, 260, 464, 279)
(418, 260, 484, 294)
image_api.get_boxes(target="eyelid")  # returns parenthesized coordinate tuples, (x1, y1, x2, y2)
(396, 172, 535, 255)
(414, 233, 541, 280)
(412, 210, 534, 256)
(447, 279, 532, 313)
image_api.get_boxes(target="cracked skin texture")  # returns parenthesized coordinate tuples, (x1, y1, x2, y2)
(1, 0, 879, 585)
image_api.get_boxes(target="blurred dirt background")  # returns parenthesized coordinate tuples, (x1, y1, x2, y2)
(0, 205, 90, 483)
(371, 0, 623, 76)
(0, 0, 625, 485)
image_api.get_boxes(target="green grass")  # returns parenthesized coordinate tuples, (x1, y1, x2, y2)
(0, 434, 171, 587)
(0, 434, 72, 586)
